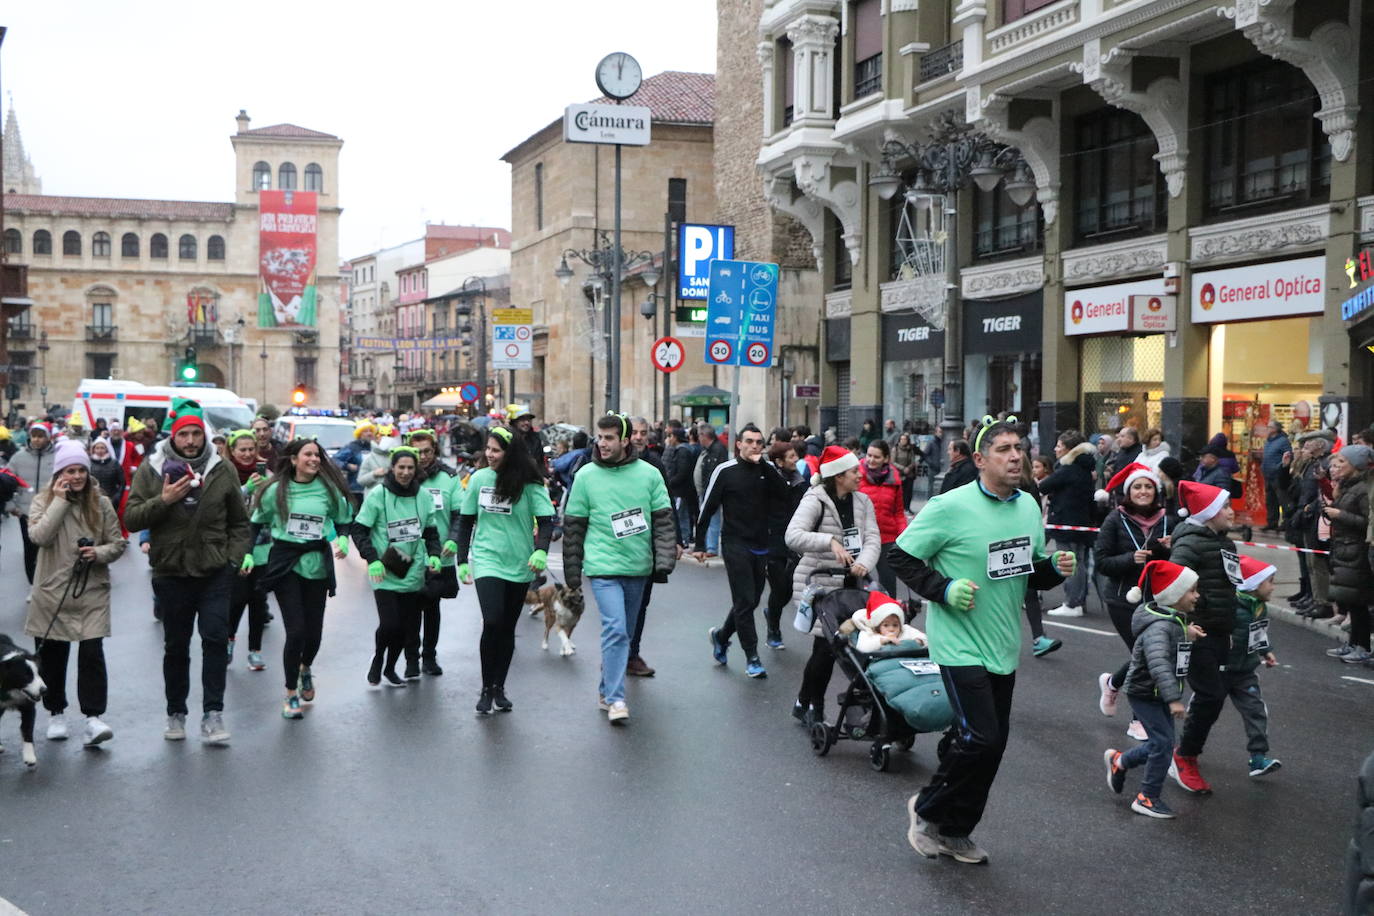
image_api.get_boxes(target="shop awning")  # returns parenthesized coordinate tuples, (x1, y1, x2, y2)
(419, 391, 465, 409)
(671, 384, 732, 407)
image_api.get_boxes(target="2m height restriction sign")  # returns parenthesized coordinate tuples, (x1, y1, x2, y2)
(651, 336, 684, 373)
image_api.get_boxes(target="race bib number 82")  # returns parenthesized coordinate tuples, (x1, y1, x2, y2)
(987, 536, 1033, 580)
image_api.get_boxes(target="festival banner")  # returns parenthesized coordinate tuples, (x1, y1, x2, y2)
(257, 189, 319, 327)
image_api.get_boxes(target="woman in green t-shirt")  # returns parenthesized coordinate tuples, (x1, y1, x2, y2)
(455, 427, 554, 715)
(227, 430, 270, 672)
(351, 446, 441, 688)
(248, 438, 354, 720)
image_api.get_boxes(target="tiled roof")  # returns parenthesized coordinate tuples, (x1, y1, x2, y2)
(240, 123, 339, 140)
(590, 71, 715, 125)
(3, 194, 234, 221)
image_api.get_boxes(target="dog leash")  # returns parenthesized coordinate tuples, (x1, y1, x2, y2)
(35, 554, 94, 649)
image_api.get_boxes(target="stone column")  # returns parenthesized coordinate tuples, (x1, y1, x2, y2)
(786, 14, 839, 125)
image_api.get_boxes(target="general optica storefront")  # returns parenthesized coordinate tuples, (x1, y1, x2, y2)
(962, 292, 1042, 422)
(881, 311, 944, 429)
(1064, 278, 1169, 435)
(1190, 255, 1327, 522)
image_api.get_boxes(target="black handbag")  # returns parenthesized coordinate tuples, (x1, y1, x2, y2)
(423, 564, 459, 600)
(379, 545, 413, 579)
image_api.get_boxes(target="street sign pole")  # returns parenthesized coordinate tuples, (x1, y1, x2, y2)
(610, 142, 623, 414)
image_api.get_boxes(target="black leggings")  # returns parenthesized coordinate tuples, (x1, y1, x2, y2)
(35, 637, 106, 717)
(1023, 590, 1045, 640)
(798, 636, 836, 712)
(1105, 598, 1135, 690)
(373, 589, 420, 673)
(272, 573, 328, 691)
(476, 577, 527, 688)
(1344, 602, 1372, 651)
(229, 568, 269, 652)
(765, 555, 797, 636)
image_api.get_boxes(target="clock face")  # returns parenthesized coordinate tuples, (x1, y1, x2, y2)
(596, 52, 643, 100)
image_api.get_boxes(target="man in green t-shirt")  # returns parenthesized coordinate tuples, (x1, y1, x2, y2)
(562, 414, 677, 725)
(888, 419, 1075, 865)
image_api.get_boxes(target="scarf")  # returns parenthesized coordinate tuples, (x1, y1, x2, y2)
(863, 463, 893, 486)
(1121, 504, 1165, 535)
(230, 454, 258, 485)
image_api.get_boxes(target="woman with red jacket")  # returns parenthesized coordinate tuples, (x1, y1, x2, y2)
(859, 439, 907, 595)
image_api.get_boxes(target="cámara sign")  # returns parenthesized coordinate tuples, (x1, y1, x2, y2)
(563, 103, 652, 146)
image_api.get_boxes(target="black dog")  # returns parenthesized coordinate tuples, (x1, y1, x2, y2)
(0, 634, 46, 768)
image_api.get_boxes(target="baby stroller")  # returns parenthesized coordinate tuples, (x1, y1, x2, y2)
(803, 571, 954, 772)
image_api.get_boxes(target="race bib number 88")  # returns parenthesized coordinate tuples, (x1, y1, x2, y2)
(610, 507, 648, 539)
(987, 536, 1033, 580)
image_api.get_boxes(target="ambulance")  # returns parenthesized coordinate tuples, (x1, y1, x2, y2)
(72, 379, 258, 437)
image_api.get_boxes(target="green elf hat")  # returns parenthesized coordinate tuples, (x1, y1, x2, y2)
(168, 398, 206, 437)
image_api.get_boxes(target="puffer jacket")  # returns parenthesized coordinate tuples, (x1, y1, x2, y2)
(1123, 602, 1188, 703)
(1166, 519, 1238, 635)
(858, 464, 906, 543)
(785, 485, 881, 636)
(358, 436, 398, 494)
(1038, 442, 1097, 544)
(1346, 748, 1374, 915)
(1328, 475, 1373, 606)
(7, 443, 54, 516)
(1094, 507, 1172, 601)
(1226, 591, 1271, 674)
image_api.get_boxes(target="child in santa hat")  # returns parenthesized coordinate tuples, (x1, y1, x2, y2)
(1103, 560, 1206, 819)
(850, 592, 926, 654)
(1225, 556, 1282, 777)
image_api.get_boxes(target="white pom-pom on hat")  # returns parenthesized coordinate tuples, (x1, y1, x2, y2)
(1094, 488, 1109, 505)
(1126, 586, 1142, 604)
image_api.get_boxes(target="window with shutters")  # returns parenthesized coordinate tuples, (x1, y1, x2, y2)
(852, 0, 882, 98)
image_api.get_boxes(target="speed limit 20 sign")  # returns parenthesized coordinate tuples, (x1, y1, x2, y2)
(651, 336, 685, 373)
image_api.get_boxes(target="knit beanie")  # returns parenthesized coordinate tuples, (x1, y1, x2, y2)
(168, 398, 206, 437)
(1339, 444, 1373, 471)
(51, 439, 91, 476)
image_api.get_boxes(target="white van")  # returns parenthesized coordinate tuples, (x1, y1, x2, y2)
(72, 380, 258, 437)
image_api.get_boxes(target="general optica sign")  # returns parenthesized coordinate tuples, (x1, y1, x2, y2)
(1064, 279, 1165, 336)
(1191, 256, 1326, 324)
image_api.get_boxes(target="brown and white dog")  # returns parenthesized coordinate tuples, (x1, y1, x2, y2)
(0, 634, 46, 768)
(527, 584, 585, 657)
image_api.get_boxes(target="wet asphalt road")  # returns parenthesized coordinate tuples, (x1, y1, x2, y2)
(0, 516, 1365, 916)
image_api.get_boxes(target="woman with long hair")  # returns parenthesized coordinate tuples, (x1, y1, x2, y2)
(352, 446, 441, 688)
(248, 438, 353, 719)
(23, 439, 127, 745)
(1323, 446, 1374, 663)
(455, 426, 554, 714)
(227, 430, 270, 671)
(857, 438, 906, 597)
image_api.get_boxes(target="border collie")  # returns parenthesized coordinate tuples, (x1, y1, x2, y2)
(0, 634, 46, 768)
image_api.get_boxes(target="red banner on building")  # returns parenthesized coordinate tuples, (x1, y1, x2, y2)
(257, 189, 318, 327)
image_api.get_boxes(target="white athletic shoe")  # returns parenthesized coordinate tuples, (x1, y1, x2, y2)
(1046, 604, 1083, 618)
(1098, 672, 1118, 716)
(46, 714, 69, 741)
(1126, 719, 1148, 741)
(83, 716, 113, 747)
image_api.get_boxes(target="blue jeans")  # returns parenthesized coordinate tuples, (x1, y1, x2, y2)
(704, 511, 721, 554)
(588, 576, 648, 705)
(1122, 696, 1176, 800)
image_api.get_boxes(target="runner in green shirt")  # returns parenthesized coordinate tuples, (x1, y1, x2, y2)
(453, 426, 554, 715)
(406, 429, 463, 679)
(246, 437, 353, 720)
(350, 446, 441, 688)
(888, 417, 1075, 866)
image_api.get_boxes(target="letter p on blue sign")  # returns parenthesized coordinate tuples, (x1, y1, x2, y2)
(677, 224, 735, 300)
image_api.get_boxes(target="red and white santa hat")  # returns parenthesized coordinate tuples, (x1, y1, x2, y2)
(813, 444, 859, 486)
(1176, 480, 1229, 522)
(1095, 461, 1161, 505)
(1126, 559, 1199, 607)
(1237, 555, 1276, 593)
(851, 591, 904, 631)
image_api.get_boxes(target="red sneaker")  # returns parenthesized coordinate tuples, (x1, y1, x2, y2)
(1168, 752, 1212, 795)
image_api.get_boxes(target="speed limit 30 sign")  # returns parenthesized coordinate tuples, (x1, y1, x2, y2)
(707, 339, 733, 363)
(652, 336, 685, 373)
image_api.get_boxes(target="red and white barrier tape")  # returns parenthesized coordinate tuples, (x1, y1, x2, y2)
(1045, 524, 1100, 532)
(1044, 524, 1331, 555)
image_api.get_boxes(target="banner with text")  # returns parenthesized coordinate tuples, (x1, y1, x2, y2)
(258, 190, 319, 328)
(353, 336, 468, 351)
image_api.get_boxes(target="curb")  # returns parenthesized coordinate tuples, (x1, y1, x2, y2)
(1269, 598, 1346, 643)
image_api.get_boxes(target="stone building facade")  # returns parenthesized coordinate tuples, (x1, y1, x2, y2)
(1, 110, 342, 413)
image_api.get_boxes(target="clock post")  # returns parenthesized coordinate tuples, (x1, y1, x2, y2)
(595, 52, 643, 414)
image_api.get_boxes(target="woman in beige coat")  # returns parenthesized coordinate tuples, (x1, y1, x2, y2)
(22, 439, 127, 747)
(785, 445, 881, 724)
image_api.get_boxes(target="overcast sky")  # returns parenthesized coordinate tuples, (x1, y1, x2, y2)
(2, 1, 718, 259)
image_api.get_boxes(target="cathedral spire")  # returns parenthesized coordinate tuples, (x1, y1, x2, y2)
(3, 96, 42, 195)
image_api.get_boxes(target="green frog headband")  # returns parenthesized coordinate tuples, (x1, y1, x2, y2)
(974, 414, 1019, 453)
(490, 426, 513, 444)
(389, 445, 420, 465)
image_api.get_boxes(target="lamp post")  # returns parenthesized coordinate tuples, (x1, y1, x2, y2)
(555, 230, 659, 413)
(393, 357, 403, 411)
(37, 330, 49, 412)
(869, 111, 1035, 438)
(456, 276, 487, 412)
(259, 340, 268, 405)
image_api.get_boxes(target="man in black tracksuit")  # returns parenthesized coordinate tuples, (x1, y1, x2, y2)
(694, 424, 784, 677)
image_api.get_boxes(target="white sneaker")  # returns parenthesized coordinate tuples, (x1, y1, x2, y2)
(607, 701, 630, 725)
(46, 714, 69, 741)
(164, 713, 187, 741)
(1046, 604, 1083, 618)
(83, 716, 113, 747)
(1098, 672, 1118, 717)
(1126, 719, 1147, 741)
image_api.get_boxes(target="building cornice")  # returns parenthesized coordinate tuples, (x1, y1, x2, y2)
(1187, 203, 1329, 266)
(960, 254, 1045, 299)
(1061, 233, 1167, 286)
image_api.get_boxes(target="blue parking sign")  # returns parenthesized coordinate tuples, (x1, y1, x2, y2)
(677, 224, 735, 300)
(704, 259, 777, 367)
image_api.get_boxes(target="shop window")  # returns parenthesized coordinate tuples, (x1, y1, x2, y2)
(1204, 61, 1330, 217)
(63, 230, 82, 256)
(151, 233, 168, 259)
(973, 186, 1042, 261)
(32, 229, 51, 255)
(253, 161, 271, 191)
(92, 232, 111, 257)
(279, 162, 297, 191)
(207, 235, 225, 260)
(3, 228, 19, 254)
(1073, 109, 1167, 244)
(1079, 335, 1165, 435)
(121, 232, 139, 257)
(304, 163, 323, 192)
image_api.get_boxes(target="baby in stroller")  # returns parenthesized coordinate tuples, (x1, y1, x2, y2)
(851, 593, 926, 652)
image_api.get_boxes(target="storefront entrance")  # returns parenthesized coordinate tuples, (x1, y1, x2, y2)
(881, 311, 943, 430)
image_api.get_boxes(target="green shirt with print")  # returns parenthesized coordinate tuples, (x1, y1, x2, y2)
(355, 483, 436, 592)
(564, 459, 670, 578)
(419, 465, 463, 568)
(458, 467, 555, 583)
(895, 480, 1051, 675)
(250, 477, 353, 579)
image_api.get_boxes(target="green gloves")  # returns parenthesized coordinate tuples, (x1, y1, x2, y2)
(528, 549, 548, 572)
(457, 563, 471, 583)
(442, 540, 458, 558)
(367, 560, 385, 581)
(944, 578, 977, 612)
(239, 555, 255, 573)
(426, 556, 442, 572)
(333, 536, 349, 557)
(1053, 550, 1077, 577)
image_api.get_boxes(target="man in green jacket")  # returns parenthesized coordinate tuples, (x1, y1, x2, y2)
(562, 414, 676, 725)
(126, 399, 250, 746)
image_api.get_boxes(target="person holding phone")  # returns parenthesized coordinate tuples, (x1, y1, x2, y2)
(350, 446, 441, 688)
(225, 430, 271, 671)
(247, 438, 353, 720)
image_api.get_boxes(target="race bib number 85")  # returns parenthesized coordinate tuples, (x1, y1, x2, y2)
(285, 513, 325, 540)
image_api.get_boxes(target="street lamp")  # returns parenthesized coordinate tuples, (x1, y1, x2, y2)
(37, 330, 49, 411)
(554, 229, 658, 413)
(457, 276, 487, 409)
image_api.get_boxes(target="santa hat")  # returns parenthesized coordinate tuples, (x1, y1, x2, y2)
(51, 439, 91, 476)
(1098, 462, 1160, 505)
(167, 398, 205, 437)
(28, 421, 50, 436)
(812, 444, 859, 486)
(1237, 555, 1277, 593)
(1176, 480, 1229, 523)
(850, 591, 904, 631)
(1126, 560, 1199, 607)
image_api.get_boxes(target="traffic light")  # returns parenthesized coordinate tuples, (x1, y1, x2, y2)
(180, 346, 198, 382)
(291, 384, 307, 406)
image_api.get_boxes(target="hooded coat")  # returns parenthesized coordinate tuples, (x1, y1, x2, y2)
(359, 436, 398, 493)
(22, 487, 127, 642)
(1123, 602, 1188, 703)
(1037, 441, 1098, 544)
(1328, 473, 1373, 606)
(785, 484, 881, 636)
